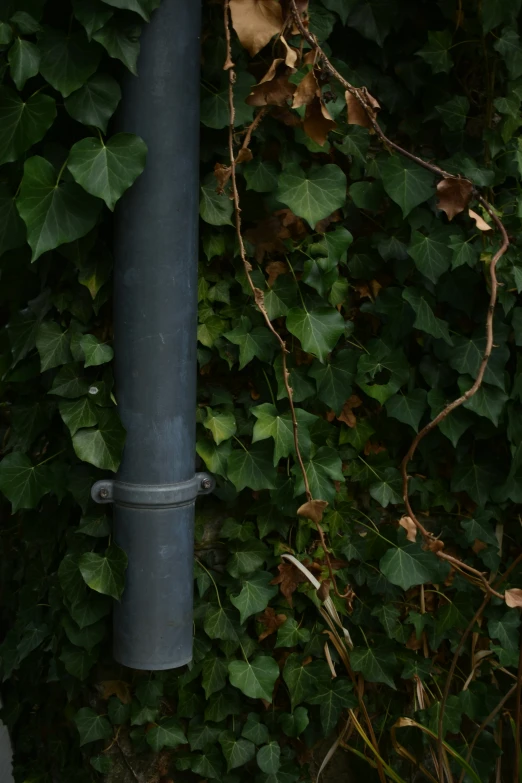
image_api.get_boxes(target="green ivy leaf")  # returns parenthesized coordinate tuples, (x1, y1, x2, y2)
(283, 654, 329, 709)
(228, 655, 279, 702)
(146, 719, 187, 751)
(8, 39, 40, 90)
(59, 397, 98, 436)
(279, 706, 309, 737)
(417, 30, 453, 73)
(38, 28, 101, 96)
(230, 572, 278, 623)
(244, 158, 279, 192)
(60, 645, 96, 679)
(494, 27, 522, 80)
(276, 618, 310, 648)
(277, 164, 347, 228)
(369, 467, 402, 507)
(92, 17, 142, 74)
(72, 0, 114, 38)
(219, 730, 256, 771)
(402, 287, 453, 345)
(188, 719, 222, 751)
(36, 322, 72, 371)
(308, 679, 356, 735)
(78, 544, 127, 600)
(242, 713, 270, 745)
(380, 543, 443, 590)
(72, 408, 126, 472)
(286, 307, 345, 363)
(408, 229, 452, 283)
(204, 605, 239, 641)
(0, 452, 51, 511)
(385, 390, 427, 432)
(380, 156, 434, 217)
(257, 742, 281, 774)
(252, 403, 315, 465)
(101, 0, 161, 22)
(201, 72, 256, 129)
(68, 133, 147, 210)
(74, 708, 112, 746)
(435, 96, 470, 131)
(451, 456, 495, 506)
(227, 443, 277, 491)
(449, 333, 508, 390)
(202, 656, 229, 698)
(204, 407, 236, 445)
(0, 88, 56, 166)
(458, 376, 508, 426)
(200, 175, 233, 226)
(224, 317, 277, 368)
(17, 156, 102, 262)
(65, 74, 122, 133)
(461, 512, 499, 547)
(482, 0, 521, 32)
(293, 446, 344, 504)
(350, 646, 397, 688)
(308, 349, 358, 414)
(228, 538, 268, 577)
(356, 342, 409, 403)
(190, 746, 224, 779)
(79, 334, 114, 367)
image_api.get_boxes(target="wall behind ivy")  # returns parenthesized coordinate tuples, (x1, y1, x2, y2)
(1, 0, 522, 782)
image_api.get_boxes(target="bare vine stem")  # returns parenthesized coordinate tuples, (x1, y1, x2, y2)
(223, 0, 350, 600)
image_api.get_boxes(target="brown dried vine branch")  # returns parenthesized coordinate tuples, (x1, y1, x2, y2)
(223, 0, 351, 601)
(287, 0, 511, 594)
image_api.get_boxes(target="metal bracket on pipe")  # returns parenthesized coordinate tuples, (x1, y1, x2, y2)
(91, 472, 215, 508)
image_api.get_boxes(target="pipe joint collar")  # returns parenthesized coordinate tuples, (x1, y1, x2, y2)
(91, 473, 215, 508)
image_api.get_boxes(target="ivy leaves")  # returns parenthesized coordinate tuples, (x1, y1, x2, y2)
(0, 89, 56, 165)
(381, 156, 434, 216)
(228, 656, 279, 701)
(67, 133, 147, 209)
(286, 307, 345, 362)
(277, 164, 347, 227)
(17, 156, 101, 261)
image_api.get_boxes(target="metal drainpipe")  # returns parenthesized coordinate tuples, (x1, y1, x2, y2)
(91, 0, 213, 670)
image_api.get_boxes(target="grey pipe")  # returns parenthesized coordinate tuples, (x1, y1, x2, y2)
(92, 0, 213, 670)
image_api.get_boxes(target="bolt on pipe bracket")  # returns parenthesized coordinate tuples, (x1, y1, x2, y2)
(91, 473, 215, 508)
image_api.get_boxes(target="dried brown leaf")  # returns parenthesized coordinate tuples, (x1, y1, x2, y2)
(337, 395, 362, 428)
(247, 68, 296, 107)
(436, 176, 473, 221)
(236, 147, 253, 164)
(399, 515, 417, 542)
(316, 579, 331, 603)
(292, 69, 319, 109)
(214, 162, 231, 192)
(271, 561, 308, 607)
(257, 606, 287, 640)
(265, 260, 288, 286)
(346, 89, 380, 128)
(280, 35, 298, 69)
(469, 208, 492, 231)
(229, 0, 283, 57)
(505, 588, 522, 608)
(303, 96, 336, 146)
(98, 680, 132, 704)
(297, 499, 329, 523)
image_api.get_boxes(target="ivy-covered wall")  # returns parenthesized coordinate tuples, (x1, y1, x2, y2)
(1, 0, 522, 782)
